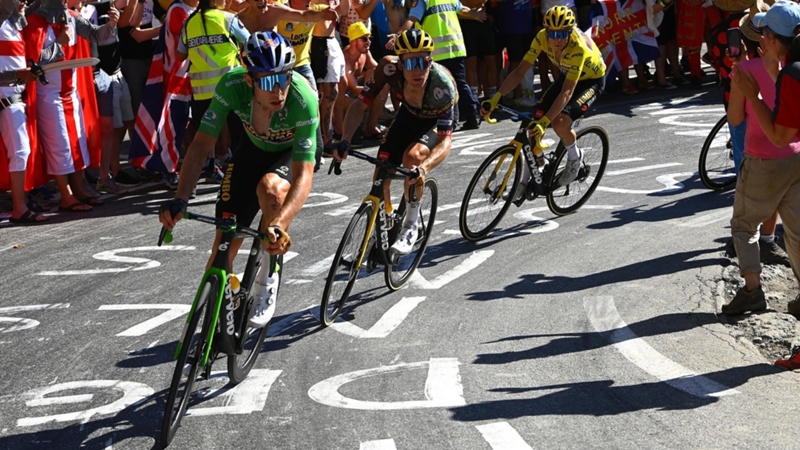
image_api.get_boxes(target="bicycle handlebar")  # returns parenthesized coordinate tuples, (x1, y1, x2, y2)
(483, 104, 535, 124)
(329, 147, 420, 203)
(157, 211, 280, 247)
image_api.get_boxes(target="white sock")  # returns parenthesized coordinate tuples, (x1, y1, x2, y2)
(566, 142, 580, 160)
(403, 202, 420, 229)
(761, 234, 775, 243)
(255, 251, 270, 288)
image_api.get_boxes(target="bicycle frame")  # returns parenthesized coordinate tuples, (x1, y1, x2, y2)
(484, 105, 550, 201)
(166, 213, 270, 369)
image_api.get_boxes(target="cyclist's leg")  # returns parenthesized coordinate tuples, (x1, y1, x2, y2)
(376, 107, 425, 206)
(401, 125, 437, 203)
(552, 77, 604, 157)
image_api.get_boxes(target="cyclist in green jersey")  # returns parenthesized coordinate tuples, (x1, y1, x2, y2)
(159, 31, 319, 328)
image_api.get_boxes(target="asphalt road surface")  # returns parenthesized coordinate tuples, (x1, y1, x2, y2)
(1, 87, 797, 450)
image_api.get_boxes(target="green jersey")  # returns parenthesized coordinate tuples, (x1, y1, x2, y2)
(199, 67, 319, 163)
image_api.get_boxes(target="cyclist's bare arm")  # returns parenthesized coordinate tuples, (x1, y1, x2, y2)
(340, 99, 369, 147)
(177, 131, 216, 203)
(270, 160, 315, 232)
(418, 134, 452, 174)
(259, 4, 336, 29)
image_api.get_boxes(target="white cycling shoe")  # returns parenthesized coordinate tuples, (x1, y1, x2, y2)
(390, 225, 418, 255)
(557, 149, 583, 187)
(248, 274, 279, 329)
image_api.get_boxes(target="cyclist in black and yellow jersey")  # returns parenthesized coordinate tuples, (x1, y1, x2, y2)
(481, 5, 606, 196)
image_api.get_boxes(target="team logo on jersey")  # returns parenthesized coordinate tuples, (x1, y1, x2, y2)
(285, 23, 294, 31)
(299, 138, 313, 149)
(203, 110, 217, 121)
(276, 166, 289, 176)
(384, 63, 397, 76)
(243, 122, 296, 143)
(277, 108, 289, 122)
(433, 87, 450, 101)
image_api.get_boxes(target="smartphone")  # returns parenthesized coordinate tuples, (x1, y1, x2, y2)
(727, 28, 742, 58)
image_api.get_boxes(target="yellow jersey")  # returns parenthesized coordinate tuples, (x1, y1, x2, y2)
(276, 3, 329, 68)
(522, 28, 606, 82)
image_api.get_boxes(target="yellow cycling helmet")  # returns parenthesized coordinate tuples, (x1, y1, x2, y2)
(543, 5, 576, 31)
(395, 29, 435, 55)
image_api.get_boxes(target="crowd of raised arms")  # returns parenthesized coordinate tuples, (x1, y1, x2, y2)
(2, 0, 800, 349)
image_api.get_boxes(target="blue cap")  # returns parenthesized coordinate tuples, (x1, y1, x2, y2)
(753, 0, 800, 38)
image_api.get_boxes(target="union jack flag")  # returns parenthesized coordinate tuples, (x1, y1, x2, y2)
(129, 1, 192, 173)
(589, 0, 661, 83)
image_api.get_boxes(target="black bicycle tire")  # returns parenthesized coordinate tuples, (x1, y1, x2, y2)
(545, 126, 610, 216)
(385, 178, 439, 291)
(699, 115, 736, 190)
(320, 202, 374, 327)
(227, 248, 273, 385)
(459, 145, 522, 241)
(161, 279, 213, 447)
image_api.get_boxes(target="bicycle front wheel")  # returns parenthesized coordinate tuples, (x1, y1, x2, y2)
(459, 145, 521, 241)
(162, 278, 214, 447)
(320, 202, 374, 327)
(699, 115, 736, 190)
(385, 178, 439, 291)
(227, 249, 276, 385)
(546, 126, 609, 216)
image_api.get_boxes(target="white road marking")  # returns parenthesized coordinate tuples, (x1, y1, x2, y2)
(606, 157, 645, 164)
(0, 304, 70, 333)
(647, 107, 725, 116)
(97, 304, 191, 336)
(584, 296, 739, 398)
(0, 304, 70, 314)
(596, 172, 692, 195)
(301, 254, 335, 277)
(18, 380, 154, 427)
(307, 358, 466, 410)
(309, 297, 426, 338)
(605, 163, 683, 176)
(302, 192, 348, 208)
(476, 422, 533, 450)
(410, 250, 494, 290)
(325, 203, 361, 217)
(676, 208, 731, 228)
(360, 439, 397, 450)
(658, 114, 724, 128)
(36, 246, 196, 275)
(187, 369, 282, 417)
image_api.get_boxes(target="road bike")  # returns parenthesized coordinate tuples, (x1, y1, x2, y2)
(459, 104, 609, 241)
(157, 212, 281, 447)
(319, 149, 438, 326)
(698, 115, 737, 190)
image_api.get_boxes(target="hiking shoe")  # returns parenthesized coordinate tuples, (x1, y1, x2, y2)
(96, 177, 126, 195)
(775, 349, 800, 370)
(114, 171, 141, 186)
(760, 240, 790, 266)
(165, 173, 180, 190)
(787, 293, 800, 316)
(390, 225, 418, 255)
(557, 149, 583, 187)
(29, 186, 58, 205)
(721, 286, 767, 315)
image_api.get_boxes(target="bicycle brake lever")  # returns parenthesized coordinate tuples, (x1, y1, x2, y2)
(407, 181, 418, 204)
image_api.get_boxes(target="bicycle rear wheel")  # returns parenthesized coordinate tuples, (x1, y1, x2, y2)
(227, 248, 276, 385)
(320, 202, 374, 326)
(699, 115, 736, 190)
(161, 278, 214, 447)
(459, 145, 521, 241)
(546, 126, 609, 216)
(385, 178, 438, 291)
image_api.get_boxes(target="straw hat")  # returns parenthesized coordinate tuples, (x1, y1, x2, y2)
(740, 0, 771, 42)
(713, 0, 756, 12)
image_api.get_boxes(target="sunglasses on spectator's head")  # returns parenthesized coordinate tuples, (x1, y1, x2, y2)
(546, 29, 571, 40)
(252, 71, 291, 91)
(402, 56, 431, 71)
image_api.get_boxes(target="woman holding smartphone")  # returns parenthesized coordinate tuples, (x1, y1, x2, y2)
(724, 2, 800, 322)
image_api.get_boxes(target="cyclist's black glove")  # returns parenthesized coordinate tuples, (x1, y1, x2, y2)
(335, 140, 350, 160)
(159, 198, 187, 221)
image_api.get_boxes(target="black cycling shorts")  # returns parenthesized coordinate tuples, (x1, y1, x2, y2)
(461, 19, 495, 58)
(310, 36, 329, 82)
(535, 76, 605, 122)
(378, 106, 439, 167)
(215, 138, 293, 228)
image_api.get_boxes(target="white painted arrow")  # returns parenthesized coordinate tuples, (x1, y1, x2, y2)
(309, 297, 426, 338)
(410, 250, 494, 290)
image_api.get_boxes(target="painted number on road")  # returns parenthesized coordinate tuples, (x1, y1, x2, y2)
(0, 304, 70, 333)
(36, 246, 196, 276)
(97, 304, 191, 336)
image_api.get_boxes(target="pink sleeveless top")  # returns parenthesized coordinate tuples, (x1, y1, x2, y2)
(736, 59, 800, 159)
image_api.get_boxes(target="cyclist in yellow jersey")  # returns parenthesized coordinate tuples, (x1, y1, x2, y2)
(481, 5, 606, 193)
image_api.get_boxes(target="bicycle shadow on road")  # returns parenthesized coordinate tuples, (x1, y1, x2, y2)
(473, 312, 720, 365)
(588, 189, 734, 230)
(448, 363, 781, 422)
(116, 340, 178, 369)
(0, 389, 164, 450)
(465, 247, 726, 300)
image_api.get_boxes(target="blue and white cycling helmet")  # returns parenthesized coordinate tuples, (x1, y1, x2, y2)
(243, 31, 296, 73)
